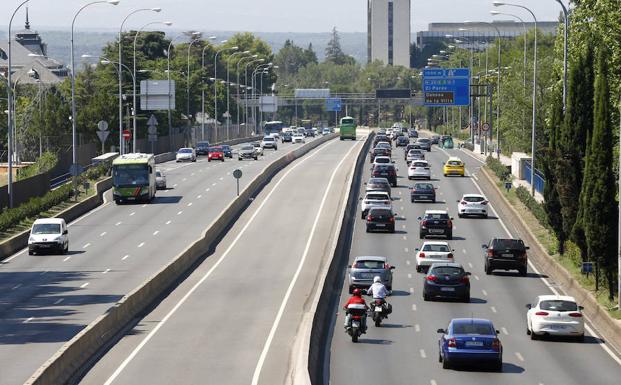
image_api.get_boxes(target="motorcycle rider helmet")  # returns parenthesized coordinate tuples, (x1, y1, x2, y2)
(352, 288, 362, 297)
(373, 276, 381, 283)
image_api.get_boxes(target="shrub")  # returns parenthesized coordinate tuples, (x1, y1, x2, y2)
(17, 152, 58, 181)
(515, 186, 549, 229)
(486, 155, 511, 180)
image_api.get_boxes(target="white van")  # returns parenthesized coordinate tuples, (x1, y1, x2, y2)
(28, 218, 69, 255)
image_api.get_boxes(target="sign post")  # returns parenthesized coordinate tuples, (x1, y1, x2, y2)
(147, 114, 159, 154)
(96, 120, 109, 154)
(233, 168, 242, 196)
(326, 98, 342, 128)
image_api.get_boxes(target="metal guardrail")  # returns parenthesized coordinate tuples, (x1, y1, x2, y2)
(49, 163, 96, 189)
(523, 160, 545, 194)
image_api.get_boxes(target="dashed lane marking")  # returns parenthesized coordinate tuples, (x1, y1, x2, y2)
(408, 273, 412, 279)
(100, 232, 107, 237)
(474, 275, 480, 281)
(103, 269, 110, 274)
(412, 304, 417, 311)
(122, 255, 130, 260)
(415, 324, 421, 332)
(83, 243, 91, 249)
(80, 282, 89, 288)
(153, 231, 159, 236)
(129, 212, 135, 216)
(166, 220, 172, 225)
(177, 211, 183, 215)
(187, 202, 193, 207)
(115, 221, 122, 226)
(482, 289, 488, 296)
(515, 352, 525, 362)
(404, 247, 409, 252)
(420, 349, 427, 359)
(63, 257, 70, 262)
(138, 242, 145, 248)
(490, 306, 497, 313)
(501, 327, 509, 335)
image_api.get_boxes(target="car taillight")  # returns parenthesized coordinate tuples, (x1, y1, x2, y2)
(568, 312, 583, 318)
(491, 338, 501, 351)
(419, 252, 426, 258)
(367, 215, 372, 221)
(389, 216, 395, 222)
(447, 253, 454, 259)
(535, 311, 549, 316)
(426, 275, 437, 282)
(447, 220, 453, 227)
(487, 249, 494, 257)
(461, 276, 469, 283)
(481, 201, 488, 205)
(461, 201, 468, 205)
(422, 220, 428, 226)
(447, 338, 456, 348)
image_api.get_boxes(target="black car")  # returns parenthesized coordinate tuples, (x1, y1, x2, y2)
(304, 128, 315, 137)
(418, 210, 453, 239)
(411, 182, 436, 203)
(373, 135, 390, 147)
(431, 135, 440, 144)
(396, 136, 409, 147)
(371, 164, 398, 187)
(196, 141, 210, 156)
(281, 132, 292, 142)
(221, 145, 233, 158)
(483, 238, 529, 276)
(366, 177, 392, 198)
(408, 129, 419, 138)
(370, 147, 391, 163)
(366, 207, 396, 233)
(423, 263, 471, 302)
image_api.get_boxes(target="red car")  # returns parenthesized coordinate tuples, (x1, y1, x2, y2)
(208, 146, 225, 162)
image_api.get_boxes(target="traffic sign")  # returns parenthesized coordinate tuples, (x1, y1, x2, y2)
(147, 114, 159, 127)
(122, 130, 131, 140)
(96, 131, 110, 143)
(482, 123, 490, 132)
(233, 169, 243, 179)
(423, 68, 470, 106)
(148, 134, 158, 142)
(97, 120, 109, 131)
(325, 98, 342, 112)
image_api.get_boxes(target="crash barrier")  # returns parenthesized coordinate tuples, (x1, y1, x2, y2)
(25, 134, 338, 385)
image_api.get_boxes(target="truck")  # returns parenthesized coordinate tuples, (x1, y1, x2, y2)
(339, 116, 357, 140)
(112, 153, 156, 204)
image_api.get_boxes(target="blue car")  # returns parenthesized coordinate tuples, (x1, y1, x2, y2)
(437, 318, 502, 371)
(221, 145, 233, 158)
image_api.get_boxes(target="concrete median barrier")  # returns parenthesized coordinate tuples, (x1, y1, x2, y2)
(25, 134, 338, 385)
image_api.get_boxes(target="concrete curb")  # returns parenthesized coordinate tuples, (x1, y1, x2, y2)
(24, 134, 338, 385)
(478, 166, 621, 359)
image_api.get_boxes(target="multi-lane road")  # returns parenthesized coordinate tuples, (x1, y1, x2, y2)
(329, 137, 621, 385)
(0, 138, 321, 385)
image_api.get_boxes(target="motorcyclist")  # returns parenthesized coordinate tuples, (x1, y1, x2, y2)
(343, 289, 368, 333)
(367, 276, 390, 314)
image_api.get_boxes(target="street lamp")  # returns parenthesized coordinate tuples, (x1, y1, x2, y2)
(225, 50, 250, 140)
(200, 37, 218, 141)
(491, 10, 527, 98)
(118, 7, 161, 154)
(244, 59, 264, 132)
(251, 63, 272, 132)
(554, 0, 569, 112)
(236, 54, 258, 136)
(494, 1, 538, 196)
(132, 20, 172, 152)
(214, 45, 238, 140)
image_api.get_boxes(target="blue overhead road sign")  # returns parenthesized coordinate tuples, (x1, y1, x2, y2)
(423, 68, 470, 106)
(326, 98, 342, 112)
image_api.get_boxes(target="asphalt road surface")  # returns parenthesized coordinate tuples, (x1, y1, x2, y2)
(0, 138, 321, 385)
(328, 137, 621, 385)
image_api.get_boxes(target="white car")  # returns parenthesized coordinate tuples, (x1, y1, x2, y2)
(527, 295, 585, 341)
(252, 142, 264, 156)
(373, 156, 392, 166)
(406, 149, 425, 164)
(414, 241, 454, 272)
(176, 147, 196, 162)
(28, 218, 69, 255)
(322, 127, 331, 135)
(408, 160, 431, 180)
(457, 194, 489, 218)
(292, 133, 305, 144)
(360, 191, 392, 219)
(261, 136, 278, 150)
(155, 169, 166, 189)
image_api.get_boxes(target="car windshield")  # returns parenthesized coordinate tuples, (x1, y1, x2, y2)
(370, 208, 392, 216)
(366, 193, 388, 200)
(418, 139, 430, 143)
(374, 165, 393, 171)
(539, 300, 578, 311)
(179, 148, 192, 153)
(425, 213, 449, 220)
(448, 160, 462, 166)
(408, 150, 422, 155)
(156, 171, 162, 177)
(464, 196, 485, 202)
(414, 183, 433, 191)
(452, 322, 494, 335)
(241, 146, 254, 151)
(263, 137, 274, 141)
(209, 147, 222, 152)
(221, 145, 231, 150)
(375, 158, 390, 164)
(354, 260, 385, 269)
(197, 142, 209, 148)
(253, 143, 261, 146)
(493, 239, 525, 249)
(32, 223, 61, 234)
(422, 244, 450, 252)
(113, 164, 149, 186)
(430, 266, 463, 276)
(341, 118, 354, 124)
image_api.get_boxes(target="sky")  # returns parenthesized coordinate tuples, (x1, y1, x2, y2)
(9, 0, 563, 33)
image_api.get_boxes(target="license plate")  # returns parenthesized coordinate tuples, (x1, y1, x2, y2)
(440, 287, 455, 292)
(550, 325, 566, 330)
(465, 341, 484, 347)
(429, 229, 444, 234)
(375, 306, 383, 312)
(375, 224, 386, 227)
(501, 253, 515, 258)
(352, 321, 360, 328)
(361, 273, 375, 278)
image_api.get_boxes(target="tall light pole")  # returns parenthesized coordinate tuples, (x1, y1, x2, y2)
(555, 0, 569, 112)
(226, 50, 250, 140)
(618, 94, 621, 310)
(244, 59, 264, 132)
(132, 20, 172, 152)
(213, 45, 238, 141)
(494, 1, 538, 196)
(252, 63, 272, 134)
(198, 36, 217, 141)
(236, 54, 258, 136)
(118, 7, 161, 155)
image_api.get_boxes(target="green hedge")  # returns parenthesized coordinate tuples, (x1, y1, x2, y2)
(486, 155, 511, 180)
(16, 152, 58, 181)
(515, 185, 549, 229)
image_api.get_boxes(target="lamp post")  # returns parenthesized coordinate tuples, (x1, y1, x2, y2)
(244, 59, 264, 132)
(214, 45, 238, 141)
(226, 50, 250, 140)
(252, 63, 272, 133)
(132, 20, 172, 152)
(494, 1, 538, 196)
(197, 36, 217, 142)
(457, 32, 476, 144)
(118, 7, 161, 154)
(555, 0, 569, 112)
(236, 54, 258, 137)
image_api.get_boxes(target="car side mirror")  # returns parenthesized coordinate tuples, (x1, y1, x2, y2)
(347, 265, 352, 268)
(495, 330, 500, 335)
(392, 161, 395, 163)
(525, 246, 530, 250)
(415, 248, 419, 251)
(363, 182, 367, 185)
(525, 304, 532, 309)
(465, 272, 471, 276)
(63, 230, 68, 235)
(390, 266, 396, 270)
(417, 217, 422, 221)
(437, 328, 445, 334)
(481, 244, 488, 249)
(452, 249, 455, 252)
(579, 306, 584, 310)
(359, 197, 363, 200)
(450, 217, 454, 221)
(456, 200, 460, 203)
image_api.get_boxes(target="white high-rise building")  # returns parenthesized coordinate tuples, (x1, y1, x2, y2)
(367, 0, 411, 67)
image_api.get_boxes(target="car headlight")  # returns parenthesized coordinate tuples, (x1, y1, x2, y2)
(29, 237, 35, 243)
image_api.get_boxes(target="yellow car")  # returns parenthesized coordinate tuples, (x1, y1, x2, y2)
(443, 157, 465, 177)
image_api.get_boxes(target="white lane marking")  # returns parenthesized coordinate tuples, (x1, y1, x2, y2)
(173, 184, 178, 187)
(101, 137, 344, 385)
(420, 349, 427, 359)
(23, 317, 34, 323)
(80, 282, 89, 288)
(182, 178, 187, 181)
(501, 327, 509, 335)
(472, 174, 479, 181)
(515, 352, 525, 362)
(408, 273, 412, 279)
(468, 262, 473, 268)
(103, 269, 110, 274)
(165, 220, 172, 225)
(482, 289, 488, 296)
(404, 247, 409, 253)
(402, 224, 406, 229)
(212, 182, 217, 186)
(129, 212, 135, 216)
(153, 231, 159, 236)
(197, 195, 202, 199)
(122, 255, 130, 260)
(400, 206, 404, 211)
(403, 235, 407, 240)
(177, 211, 183, 215)
(187, 202, 193, 207)
(137, 242, 145, 248)
(83, 243, 91, 249)
(409, 287, 414, 293)
(191, 173, 195, 176)
(141, 204, 147, 208)
(63, 257, 71, 262)
(415, 324, 421, 332)
(398, 191, 402, 195)
(11, 284, 22, 290)
(219, 177, 224, 181)
(490, 306, 497, 313)
(205, 188, 210, 192)
(100, 232, 107, 237)
(463, 249, 467, 254)
(54, 298, 64, 305)
(115, 221, 122, 226)
(406, 260, 411, 265)
(474, 275, 480, 281)
(227, 172, 231, 175)
(431, 381, 438, 385)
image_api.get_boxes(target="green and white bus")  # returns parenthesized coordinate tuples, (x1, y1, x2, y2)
(339, 116, 357, 140)
(112, 153, 156, 204)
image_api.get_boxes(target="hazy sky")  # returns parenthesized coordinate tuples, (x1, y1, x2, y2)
(11, 0, 563, 33)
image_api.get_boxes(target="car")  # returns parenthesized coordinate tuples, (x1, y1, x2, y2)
(155, 169, 166, 189)
(238, 145, 258, 160)
(304, 127, 315, 137)
(208, 146, 225, 162)
(176, 147, 196, 162)
(269, 132, 280, 140)
(281, 132, 292, 142)
(376, 141, 392, 151)
(406, 149, 425, 164)
(457, 194, 489, 218)
(252, 142, 264, 156)
(261, 136, 278, 150)
(296, 127, 306, 136)
(437, 318, 503, 371)
(292, 133, 305, 143)
(396, 136, 409, 147)
(404, 144, 419, 160)
(322, 127, 331, 135)
(415, 241, 455, 272)
(408, 129, 419, 138)
(373, 135, 390, 147)
(360, 191, 392, 219)
(443, 156, 465, 177)
(377, 128, 386, 135)
(28, 218, 69, 255)
(366, 207, 396, 233)
(483, 238, 529, 276)
(370, 147, 391, 163)
(418, 210, 453, 239)
(423, 263, 470, 302)
(526, 295, 585, 341)
(196, 141, 210, 156)
(371, 164, 398, 187)
(431, 135, 440, 144)
(347, 256, 395, 293)
(411, 182, 436, 203)
(408, 160, 431, 180)
(365, 177, 391, 198)
(372, 156, 392, 167)
(416, 138, 432, 151)
(221, 144, 233, 158)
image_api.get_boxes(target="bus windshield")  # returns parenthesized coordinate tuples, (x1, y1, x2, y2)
(113, 164, 149, 187)
(264, 121, 284, 135)
(341, 118, 354, 125)
(301, 119, 312, 129)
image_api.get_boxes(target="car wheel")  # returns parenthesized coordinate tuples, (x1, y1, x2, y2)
(423, 292, 430, 301)
(28, 250, 33, 255)
(348, 285, 354, 294)
(530, 330, 539, 340)
(446, 232, 453, 240)
(221, 159, 225, 162)
(485, 263, 492, 275)
(254, 156, 258, 160)
(443, 174, 447, 177)
(365, 228, 370, 233)
(576, 334, 585, 342)
(442, 356, 450, 369)
(526, 325, 531, 335)
(494, 358, 503, 372)
(432, 198, 436, 203)
(411, 198, 415, 203)
(484, 214, 489, 219)
(239, 158, 242, 161)
(519, 267, 528, 277)
(458, 213, 463, 218)
(419, 232, 426, 239)
(208, 159, 211, 162)
(463, 294, 470, 303)
(416, 266, 422, 273)
(438, 351, 443, 363)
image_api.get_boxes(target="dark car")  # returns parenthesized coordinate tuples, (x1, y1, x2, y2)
(281, 132, 292, 142)
(411, 182, 436, 203)
(416, 138, 432, 151)
(371, 164, 398, 187)
(373, 135, 390, 147)
(304, 127, 315, 137)
(408, 129, 419, 138)
(366, 177, 392, 198)
(431, 135, 440, 144)
(396, 136, 409, 147)
(196, 141, 210, 156)
(370, 147, 391, 163)
(418, 210, 453, 239)
(221, 144, 233, 158)
(482, 238, 529, 276)
(423, 263, 471, 302)
(437, 318, 503, 371)
(366, 207, 396, 233)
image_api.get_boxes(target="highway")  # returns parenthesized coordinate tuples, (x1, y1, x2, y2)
(0, 138, 320, 385)
(77, 136, 364, 385)
(328, 137, 621, 385)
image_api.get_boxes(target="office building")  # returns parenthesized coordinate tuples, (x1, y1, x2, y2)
(368, 0, 411, 67)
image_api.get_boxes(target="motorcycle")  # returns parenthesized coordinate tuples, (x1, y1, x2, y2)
(345, 304, 367, 343)
(369, 298, 390, 327)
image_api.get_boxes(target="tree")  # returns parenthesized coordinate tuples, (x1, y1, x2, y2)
(325, 27, 355, 65)
(274, 40, 316, 76)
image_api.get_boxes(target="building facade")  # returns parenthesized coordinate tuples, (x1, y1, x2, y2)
(368, 0, 411, 67)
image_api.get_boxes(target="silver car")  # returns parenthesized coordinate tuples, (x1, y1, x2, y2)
(155, 169, 166, 189)
(347, 256, 395, 293)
